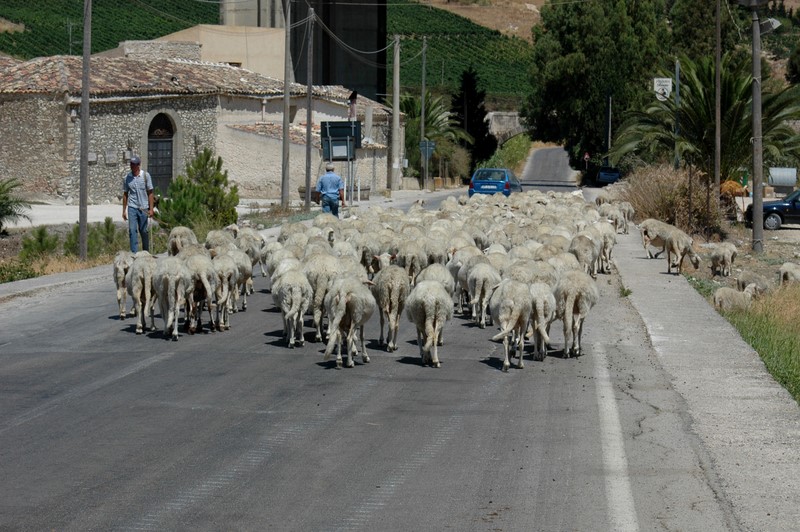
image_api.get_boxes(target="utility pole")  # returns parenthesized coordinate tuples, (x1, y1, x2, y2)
(304, 8, 314, 210)
(714, 0, 722, 211)
(674, 59, 681, 170)
(748, 0, 765, 253)
(391, 35, 400, 190)
(281, 0, 291, 208)
(79, 0, 91, 260)
(420, 35, 427, 190)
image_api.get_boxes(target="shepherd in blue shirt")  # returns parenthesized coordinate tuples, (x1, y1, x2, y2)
(316, 162, 345, 217)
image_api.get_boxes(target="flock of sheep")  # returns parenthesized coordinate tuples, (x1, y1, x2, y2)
(113, 188, 634, 370)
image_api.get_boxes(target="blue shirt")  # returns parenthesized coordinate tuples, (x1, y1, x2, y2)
(316, 171, 344, 200)
(123, 170, 153, 210)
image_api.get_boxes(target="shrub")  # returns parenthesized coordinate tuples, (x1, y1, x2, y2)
(63, 217, 127, 258)
(19, 226, 59, 261)
(157, 148, 239, 230)
(620, 164, 725, 239)
(0, 178, 31, 233)
(0, 259, 40, 283)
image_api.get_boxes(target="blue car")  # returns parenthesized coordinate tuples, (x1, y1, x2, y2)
(468, 168, 523, 197)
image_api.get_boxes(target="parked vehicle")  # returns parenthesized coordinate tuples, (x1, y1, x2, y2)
(596, 166, 621, 185)
(468, 168, 523, 197)
(745, 189, 800, 230)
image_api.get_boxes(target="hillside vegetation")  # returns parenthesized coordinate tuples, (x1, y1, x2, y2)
(0, 0, 218, 58)
(0, 0, 531, 109)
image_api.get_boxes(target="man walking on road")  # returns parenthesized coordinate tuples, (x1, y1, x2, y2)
(316, 162, 345, 217)
(122, 155, 154, 252)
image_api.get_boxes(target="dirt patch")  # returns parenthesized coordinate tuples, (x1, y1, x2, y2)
(429, 0, 542, 42)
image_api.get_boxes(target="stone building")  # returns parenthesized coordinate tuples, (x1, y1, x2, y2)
(0, 54, 395, 204)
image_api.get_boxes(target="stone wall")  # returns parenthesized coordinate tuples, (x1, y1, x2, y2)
(118, 41, 202, 61)
(0, 94, 217, 204)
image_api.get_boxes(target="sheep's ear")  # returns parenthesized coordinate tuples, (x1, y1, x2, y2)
(363, 280, 375, 286)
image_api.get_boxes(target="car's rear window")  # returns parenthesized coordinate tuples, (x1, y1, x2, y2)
(474, 170, 504, 181)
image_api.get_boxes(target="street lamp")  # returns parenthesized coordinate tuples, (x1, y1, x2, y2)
(738, 0, 780, 253)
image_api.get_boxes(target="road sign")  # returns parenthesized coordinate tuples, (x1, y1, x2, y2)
(654, 77, 672, 101)
(419, 140, 436, 161)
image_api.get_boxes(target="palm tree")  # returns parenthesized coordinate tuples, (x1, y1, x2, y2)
(0, 178, 31, 233)
(610, 53, 800, 182)
(400, 91, 473, 177)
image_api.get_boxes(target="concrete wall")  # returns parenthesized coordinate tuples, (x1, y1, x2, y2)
(96, 41, 202, 61)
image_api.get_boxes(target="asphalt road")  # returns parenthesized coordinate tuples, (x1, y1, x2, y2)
(0, 159, 738, 530)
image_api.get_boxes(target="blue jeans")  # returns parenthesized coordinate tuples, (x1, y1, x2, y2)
(128, 207, 149, 253)
(321, 195, 339, 217)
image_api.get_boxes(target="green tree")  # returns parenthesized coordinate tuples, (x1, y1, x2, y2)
(610, 53, 800, 182)
(668, 0, 747, 61)
(0, 178, 31, 233)
(521, 0, 669, 169)
(157, 148, 239, 230)
(400, 91, 473, 177)
(787, 44, 800, 84)
(451, 66, 497, 172)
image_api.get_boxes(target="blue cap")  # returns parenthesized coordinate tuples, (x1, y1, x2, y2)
(130, 156, 141, 165)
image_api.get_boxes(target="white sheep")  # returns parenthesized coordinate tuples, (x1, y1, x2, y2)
(167, 226, 198, 256)
(153, 256, 191, 340)
(212, 252, 239, 331)
(303, 252, 342, 342)
(370, 261, 410, 352)
(527, 282, 556, 361)
(126, 251, 157, 335)
(112, 250, 134, 320)
(779, 262, 800, 285)
(272, 269, 313, 348)
(323, 277, 377, 368)
(736, 271, 769, 296)
(710, 242, 737, 277)
(489, 279, 533, 371)
(568, 234, 600, 278)
(416, 262, 456, 298)
(467, 262, 502, 328)
(665, 229, 701, 275)
(406, 280, 454, 368)
(554, 270, 599, 358)
(714, 284, 756, 312)
(639, 218, 675, 259)
(183, 253, 218, 334)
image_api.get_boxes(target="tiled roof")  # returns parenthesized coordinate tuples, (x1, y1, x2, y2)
(0, 56, 392, 117)
(230, 122, 388, 149)
(0, 55, 21, 71)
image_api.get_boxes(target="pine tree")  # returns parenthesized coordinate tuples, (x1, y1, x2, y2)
(451, 66, 497, 173)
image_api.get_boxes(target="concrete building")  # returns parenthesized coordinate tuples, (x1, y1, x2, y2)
(0, 54, 395, 204)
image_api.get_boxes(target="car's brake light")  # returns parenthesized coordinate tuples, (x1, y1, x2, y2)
(504, 181, 510, 191)
(469, 181, 474, 192)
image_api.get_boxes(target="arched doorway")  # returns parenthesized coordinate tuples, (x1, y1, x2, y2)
(147, 113, 174, 194)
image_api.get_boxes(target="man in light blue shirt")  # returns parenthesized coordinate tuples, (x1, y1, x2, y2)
(122, 155, 154, 252)
(316, 162, 345, 217)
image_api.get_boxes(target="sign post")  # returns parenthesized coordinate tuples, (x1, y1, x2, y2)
(419, 140, 436, 190)
(653, 77, 672, 101)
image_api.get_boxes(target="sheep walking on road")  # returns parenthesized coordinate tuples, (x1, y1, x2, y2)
(489, 279, 533, 371)
(113, 250, 135, 320)
(371, 260, 410, 352)
(467, 262, 502, 328)
(665, 229, 701, 275)
(406, 280, 453, 368)
(272, 270, 313, 348)
(153, 256, 191, 340)
(554, 270, 599, 358)
(527, 282, 556, 361)
(323, 277, 376, 368)
(126, 251, 157, 335)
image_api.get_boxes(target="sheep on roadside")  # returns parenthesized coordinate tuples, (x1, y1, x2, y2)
(489, 279, 533, 371)
(554, 270, 599, 358)
(370, 257, 410, 352)
(113, 250, 135, 320)
(153, 256, 191, 340)
(714, 284, 756, 312)
(779, 262, 800, 285)
(126, 251, 157, 335)
(272, 269, 313, 348)
(665, 229, 701, 275)
(710, 242, 737, 277)
(639, 218, 675, 259)
(736, 271, 770, 296)
(323, 277, 376, 368)
(406, 280, 454, 368)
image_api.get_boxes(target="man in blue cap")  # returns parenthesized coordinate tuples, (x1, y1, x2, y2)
(316, 162, 345, 217)
(122, 155, 154, 252)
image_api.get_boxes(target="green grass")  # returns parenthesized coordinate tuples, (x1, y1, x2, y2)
(479, 134, 532, 172)
(699, 283, 800, 405)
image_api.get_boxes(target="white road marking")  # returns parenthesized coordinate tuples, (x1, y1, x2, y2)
(593, 343, 639, 531)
